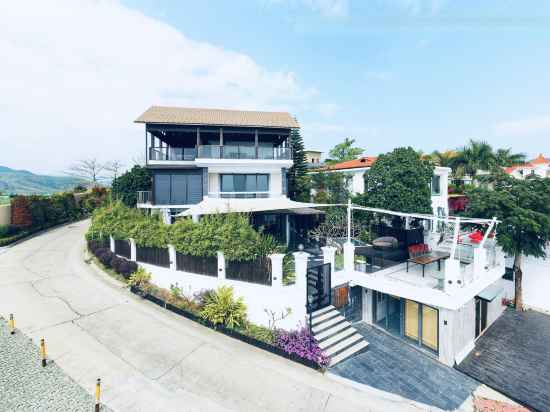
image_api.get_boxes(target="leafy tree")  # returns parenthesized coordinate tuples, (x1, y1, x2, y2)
(326, 138, 364, 164)
(355, 147, 433, 214)
(465, 172, 550, 311)
(309, 171, 350, 204)
(287, 129, 309, 201)
(111, 165, 152, 207)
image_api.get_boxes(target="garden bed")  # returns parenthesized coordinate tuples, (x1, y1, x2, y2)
(128, 285, 323, 371)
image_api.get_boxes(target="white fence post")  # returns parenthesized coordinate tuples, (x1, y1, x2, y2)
(293, 251, 310, 298)
(343, 242, 355, 272)
(217, 251, 226, 281)
(321, 246, 336, 269)
(129, 238, 137, 262)
(269, 253, 285, 288)
(109, 236, 115, 253)
(444, 258, 461, 293)
(168, 244, 177, 271)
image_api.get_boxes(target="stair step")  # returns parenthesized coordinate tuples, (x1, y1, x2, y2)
(312, 305, 335, 317)
(329, 341, 369, 366)
(311, 315, 346, 334)
(318, 327, 357, 349)
(314, 320, 351, 340)
(324, 334, 363, 357)
(311, 310, 340, 325)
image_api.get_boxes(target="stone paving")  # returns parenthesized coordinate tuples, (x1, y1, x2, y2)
(330, 322, 480, 411)
(0, 317, 110, 412)
(458, 309, 550, 412)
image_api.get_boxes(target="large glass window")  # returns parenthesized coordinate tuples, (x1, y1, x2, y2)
(220, 174, 269, 195)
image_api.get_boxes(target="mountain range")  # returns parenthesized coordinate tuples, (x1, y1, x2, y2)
(0, 166, 84, 195)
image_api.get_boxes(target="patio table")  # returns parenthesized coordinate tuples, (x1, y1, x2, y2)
(407, 251, 451, 277)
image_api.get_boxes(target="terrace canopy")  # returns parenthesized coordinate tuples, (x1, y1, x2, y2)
(176, 197, 328, 217)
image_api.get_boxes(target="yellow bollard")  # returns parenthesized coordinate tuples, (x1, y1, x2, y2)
(95, 378, 101, 412)
(8, 313, 15, 335)
(40, 338, 47, 367)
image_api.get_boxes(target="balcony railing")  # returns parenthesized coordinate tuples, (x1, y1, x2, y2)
(149, 147, 197, 161)
(208, 191, 271, 199)
(137, 191, 152, 204)
(197, 145, 291, 160)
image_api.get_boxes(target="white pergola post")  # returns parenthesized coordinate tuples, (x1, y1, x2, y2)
(347, 198, 352, 243)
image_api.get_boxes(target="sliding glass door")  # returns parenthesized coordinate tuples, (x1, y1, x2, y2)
(373, 291, 439, 353)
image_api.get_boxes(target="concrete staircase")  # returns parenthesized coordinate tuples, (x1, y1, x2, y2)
(311, 305, 369, 366)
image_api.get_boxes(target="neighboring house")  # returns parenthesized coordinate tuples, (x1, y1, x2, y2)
(134, 105, 321, 247)
(315, 156, 451, 216)
(504, 153, 550, 179)
(304, 150, 323, 168)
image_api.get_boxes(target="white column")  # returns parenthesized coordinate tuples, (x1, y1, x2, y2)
(321, 246, 336, 268)
(285, 214, 290, 247)
(168, 244, 177, 271)
(217, 251, 226, 280)
(269, 253, 285, 289)
(444, 258, 461, 293)
(192, 214, 200, 223)
(129, 238, 137, 262)
(293, 251, 310, 298)
(343, 242, 355, 272)
(473, 247, 487, 279)
(109, 236, 115, 253)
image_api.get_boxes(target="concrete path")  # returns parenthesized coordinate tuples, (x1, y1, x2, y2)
(0, 220, 430, 412)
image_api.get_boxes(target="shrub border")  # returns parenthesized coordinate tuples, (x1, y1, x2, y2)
(0, 218, 87, 247)
(128, 285, 322, 371)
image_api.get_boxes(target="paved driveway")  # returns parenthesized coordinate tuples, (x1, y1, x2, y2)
(0, 220, 426, 412)
(457, 309, 550, 412)
(331, 323, 481, 411)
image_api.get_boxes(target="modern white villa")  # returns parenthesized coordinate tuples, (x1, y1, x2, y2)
(313, 156, 451, 217)
(131, 105, 513, 368)
(135, 106, 323, 247)
(504, 153, 550, 179)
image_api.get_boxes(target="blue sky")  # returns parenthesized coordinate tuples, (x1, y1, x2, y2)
(121, 0, 550, 158)
(1, 0, 549, 173)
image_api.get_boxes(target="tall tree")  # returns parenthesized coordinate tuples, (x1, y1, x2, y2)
(111, 165, 152, 207)
(356, 147, 434, 214)
(287, 129, 309, 201)
(494, 148, 526, 167)
(309, 171, 350, 204)
(66, 158, 106, 186)
(430, 150, 457, 168)
(452, 140, 496, 178)
(326, 138, 364, 164)
(466, 172, 550, 310)
(105, 160, 124, 185)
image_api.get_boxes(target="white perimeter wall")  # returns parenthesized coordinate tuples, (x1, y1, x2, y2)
(140, 263, 306, 330)
(517, 253, 550, 314)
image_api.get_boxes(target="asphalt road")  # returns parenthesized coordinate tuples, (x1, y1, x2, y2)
(0, 220, 428, 412)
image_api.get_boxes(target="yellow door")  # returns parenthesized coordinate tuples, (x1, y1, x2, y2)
(404, 300, 419, 340)
(422, 305, 439, 351)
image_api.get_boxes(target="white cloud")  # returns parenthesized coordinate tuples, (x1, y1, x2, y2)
(494, 115, 550, 136)
(0, 0, 318, 174)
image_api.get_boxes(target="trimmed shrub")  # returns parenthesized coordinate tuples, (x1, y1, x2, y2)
(11, 196, 32, 228)
(117, 260, 138, 278)
(97, 248, 114, 268)
(110, 256, 125, 273)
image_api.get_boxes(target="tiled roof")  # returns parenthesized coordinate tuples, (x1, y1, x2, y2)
(529, 153, 550, 165)
(325, 156, 378, 171)
(135, 106, 299, 128)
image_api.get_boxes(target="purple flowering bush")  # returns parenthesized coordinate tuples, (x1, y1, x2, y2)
(275, 327, 330, 369)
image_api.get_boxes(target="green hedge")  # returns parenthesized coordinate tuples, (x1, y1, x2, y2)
(87, 202, 280, 262)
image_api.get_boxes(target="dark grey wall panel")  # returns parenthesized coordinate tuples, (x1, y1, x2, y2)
(152, 169, 203, 205)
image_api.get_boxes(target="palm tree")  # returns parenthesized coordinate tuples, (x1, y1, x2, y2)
(430, 150, 457, 168)
(494, 148, 526, 167)
(453, 140, 496, 179)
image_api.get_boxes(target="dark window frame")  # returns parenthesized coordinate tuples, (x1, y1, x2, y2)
(220, 173, 270, 193)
